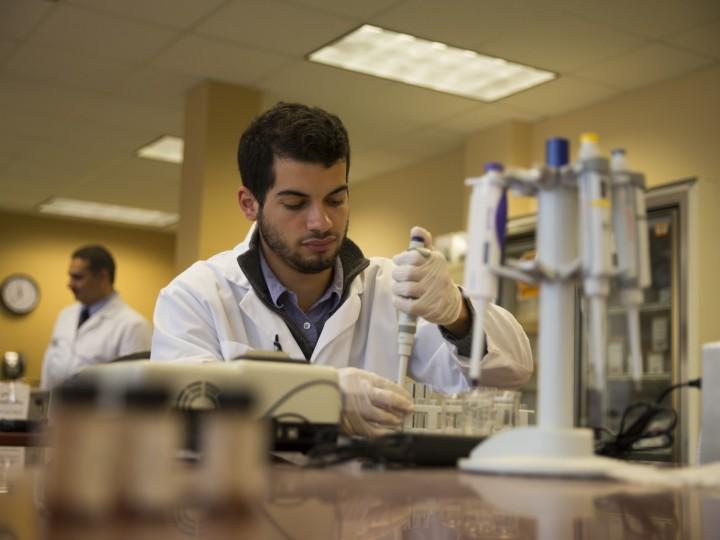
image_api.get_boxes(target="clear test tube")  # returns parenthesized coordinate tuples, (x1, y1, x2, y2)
(404, 381, 432, 431)
(492, 390, 521, 433)
(462, 388, 494, 437)
(442, 397, 464, 434)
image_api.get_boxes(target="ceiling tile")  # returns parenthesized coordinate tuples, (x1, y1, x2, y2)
(290, 0, 402, 19)
(70, 159, 180, 213)
(151, 34, 292, 86)
(4, 44, 133, 92)
(257, 61, 393, 124)
(66, 0, 227, 30)
(110, 66, 201, 109)
(479, 11, 647, 72)
(349, 148, 419, 183)
(0, 78, 80, 114)
(0, 127, 46, 161)
(574, 43, 714, 91)
(0, 94, 81, 144)
(66, 94, 182, 135)
(0, 179, 57, 212)
(0, 39, 18, 64)
(663, 17, 720, 59)
(196, 0, 357, 56)
(501, 76, 619, 117)
(370, 82, 479, 128)
(0, 0, 53, 40)
(546, 0, 720, 39)
(29, 4, 178, 63)
(382, 125, 464, 159)
(437, 103, 538, 135)
(374, 0, 545, 51)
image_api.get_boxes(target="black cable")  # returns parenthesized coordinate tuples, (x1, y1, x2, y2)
(304, 434, 414, 468)
(594, 378, 701, 458)
(262, 379, 343, 419)
(655, 377, 702, 404)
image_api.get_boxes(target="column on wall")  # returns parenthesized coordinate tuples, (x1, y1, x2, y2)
(176, 81, 263, 271)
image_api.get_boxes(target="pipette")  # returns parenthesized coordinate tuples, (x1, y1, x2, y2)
(396, 234, 427, 385)
(611, 148, 651, 389)
(577, 133, 613, 392)
(464, 162, 508, 386)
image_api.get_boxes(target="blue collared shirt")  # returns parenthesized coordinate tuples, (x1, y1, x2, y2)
(259, 252, 344, 349)
(83, 291, 115, 317)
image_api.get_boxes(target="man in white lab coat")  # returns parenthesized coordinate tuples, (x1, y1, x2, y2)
(41, 245, 151, 389)
(151, 103, 533, 437)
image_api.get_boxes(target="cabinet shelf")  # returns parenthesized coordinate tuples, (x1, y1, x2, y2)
(607, 373, 671, 382)
(608, 302, 671, 316)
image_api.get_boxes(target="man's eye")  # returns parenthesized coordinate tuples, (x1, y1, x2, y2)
(282, 201, 305, 210)
(327, 198, 346, 207)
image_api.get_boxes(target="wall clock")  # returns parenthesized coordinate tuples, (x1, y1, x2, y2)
(0, 274, 40, 315)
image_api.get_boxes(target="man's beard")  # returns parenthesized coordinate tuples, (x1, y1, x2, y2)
(257, 210, 347, 274)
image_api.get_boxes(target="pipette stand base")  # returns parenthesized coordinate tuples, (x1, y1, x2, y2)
(459, 426, 617, 478)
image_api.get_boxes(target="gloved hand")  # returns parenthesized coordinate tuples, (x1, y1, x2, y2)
(337, 367, 414, 438)
(392, 226, 463, 327)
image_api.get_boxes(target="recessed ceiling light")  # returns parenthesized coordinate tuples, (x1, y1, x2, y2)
(136, 135, 184, 164)
(36, 198, 178, 228)
(309, 25, 556, 102)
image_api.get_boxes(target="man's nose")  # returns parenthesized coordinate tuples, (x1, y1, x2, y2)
(306, 203, 332, 232)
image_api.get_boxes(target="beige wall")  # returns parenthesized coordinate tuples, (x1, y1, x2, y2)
(0, 211, 175, 384)
(349, 149, 465, 257)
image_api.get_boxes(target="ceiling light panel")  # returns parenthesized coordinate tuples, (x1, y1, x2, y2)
(37, 198, 178, 228)
(309, 25, 556, 102)
(136, 135, 184, 164)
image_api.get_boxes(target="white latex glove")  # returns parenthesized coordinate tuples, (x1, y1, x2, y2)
(391, 226, 463, 327)
(337, 367, 414, 438)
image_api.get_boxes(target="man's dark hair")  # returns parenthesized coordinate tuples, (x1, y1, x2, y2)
(237, 102, 350, 205)
(72, 245, 116, 284)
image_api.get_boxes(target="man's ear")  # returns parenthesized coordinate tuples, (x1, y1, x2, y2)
(238, 187, 259, 221)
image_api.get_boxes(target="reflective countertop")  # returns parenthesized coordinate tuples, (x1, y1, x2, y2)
(1, 449, 719, 539)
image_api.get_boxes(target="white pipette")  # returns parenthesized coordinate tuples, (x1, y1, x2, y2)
(611, 148, 651, 389)
(577, 133, 613, 392)
(464, 162, 507, 386)
(396, 234, 427, 385)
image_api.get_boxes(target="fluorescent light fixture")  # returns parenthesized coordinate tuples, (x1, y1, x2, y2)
(309, 25, 556, 102)
(136, 135, 184, 164)
(37, 198, 178, 228)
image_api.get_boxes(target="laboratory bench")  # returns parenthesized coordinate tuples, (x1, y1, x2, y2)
(1, 447, 718, 539)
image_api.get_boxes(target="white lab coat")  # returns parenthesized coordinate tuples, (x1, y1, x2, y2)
(151, 233, 533, 394)
(41, 293, 152, 389)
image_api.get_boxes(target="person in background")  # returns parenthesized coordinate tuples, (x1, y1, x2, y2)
(41, 245, 151, 389)
(151, 102, 533, 437)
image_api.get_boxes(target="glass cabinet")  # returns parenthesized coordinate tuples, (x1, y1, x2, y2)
(492, 182, 691, 462)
